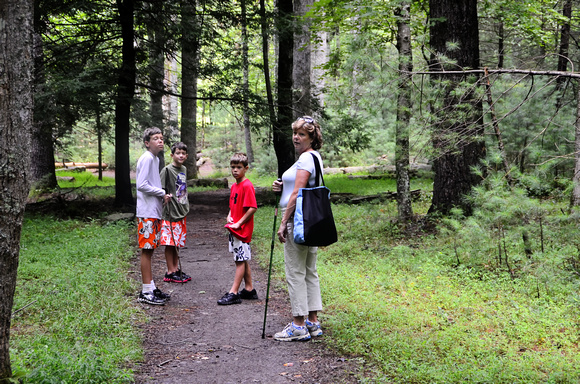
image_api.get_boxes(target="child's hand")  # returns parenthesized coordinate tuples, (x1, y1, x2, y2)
(163, 194, 172, 205)
(227, 216, 234, 224)
(228, 222, 241, 230)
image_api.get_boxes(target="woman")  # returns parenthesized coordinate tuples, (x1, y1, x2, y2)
(272, 116, 324, 342)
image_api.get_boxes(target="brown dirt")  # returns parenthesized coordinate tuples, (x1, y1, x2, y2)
(132, 189, 368, 384)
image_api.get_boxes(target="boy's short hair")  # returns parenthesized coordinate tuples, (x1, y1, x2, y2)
(171, 142, 188, 154)
(230, 153, 249, 167)
(143, 127, 163, 142)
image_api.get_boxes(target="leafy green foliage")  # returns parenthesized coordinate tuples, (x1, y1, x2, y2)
(10, 215, 142, 383)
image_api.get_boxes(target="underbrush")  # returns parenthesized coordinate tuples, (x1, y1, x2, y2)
(253, 193, 580, 383)
(10, 215, 142, 383)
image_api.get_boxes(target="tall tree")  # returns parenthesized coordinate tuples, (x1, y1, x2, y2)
(241, 0, 254, 163)
(115, 0, 137, 206)
(0, 0, 34, 380)
(395, 0, 413, 222)
(274, 0, 296, 175)
(181, 0, 199, 179)
(428, 0, 486, 215)
(30, 2, 57, 191)
(148, 0, 167, 169)
(260, 0, 278, 158)
(556, 0, 571, 89)
(293, 0, 313, 118)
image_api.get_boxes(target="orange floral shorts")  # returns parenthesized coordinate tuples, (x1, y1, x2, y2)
(160, 218, 187, 247)
(138, 218, 161, 249)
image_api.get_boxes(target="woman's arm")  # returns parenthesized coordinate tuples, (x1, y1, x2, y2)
(277, 169, 311, 243)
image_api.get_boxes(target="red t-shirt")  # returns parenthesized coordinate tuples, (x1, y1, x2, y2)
(225, 178, 257, 242)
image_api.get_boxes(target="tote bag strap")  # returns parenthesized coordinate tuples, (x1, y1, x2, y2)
(309, 152, 324, 187)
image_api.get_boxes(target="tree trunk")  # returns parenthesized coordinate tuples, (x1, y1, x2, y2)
(0, 0, 34, 380)
(497, 21, 504, 69)
(293, 0, 312, 118)
(241, 0, 254, 163)
(571, 82, 580, 209)
(311, 28, 328, 109)
(30, 14, 57, 191)
(274, 0, 296, 176)
(395, 1, 413, 222)
(181, 0, 199, 179)
(428, 0, 485, 216)
(556, 0, 571, 87)
(149, 0, 166, 170)
(260, 0, 277, 148)
(114, 0, 136, 207)
(97, 106, 103, 181)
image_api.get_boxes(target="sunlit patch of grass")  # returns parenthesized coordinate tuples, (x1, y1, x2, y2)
(10, 214, 143, 383)
(56, 170, 116, 188)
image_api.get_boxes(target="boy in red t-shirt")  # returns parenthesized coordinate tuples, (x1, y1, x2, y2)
(218, 153, 259, 305)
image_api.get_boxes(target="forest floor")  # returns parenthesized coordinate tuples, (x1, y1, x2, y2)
(131, 188, 368, 384)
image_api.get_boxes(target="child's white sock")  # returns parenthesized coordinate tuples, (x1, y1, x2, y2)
(142, 283, 154, 293)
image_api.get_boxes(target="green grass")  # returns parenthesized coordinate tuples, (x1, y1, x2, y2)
(10, 215, 142, 383)
(56, 170, 116, 188)
(19, 171, 580, 382)
(252, 195, 580, 383)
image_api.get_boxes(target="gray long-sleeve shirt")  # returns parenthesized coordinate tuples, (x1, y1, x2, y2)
(136, 150, 165, 219)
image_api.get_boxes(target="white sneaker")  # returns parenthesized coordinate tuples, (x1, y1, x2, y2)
(274, 322, 311, 341)
(305, 319, 323, 337)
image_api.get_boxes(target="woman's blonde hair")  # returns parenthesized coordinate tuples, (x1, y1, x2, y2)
(292, 116, 323, 150)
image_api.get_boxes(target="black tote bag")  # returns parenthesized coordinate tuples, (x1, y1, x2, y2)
(293, 152, 338, 247)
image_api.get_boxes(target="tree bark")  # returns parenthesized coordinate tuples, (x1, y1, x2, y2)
(241, 0, 254, 163)
(114, 0, 136, 207)
(571, 82, 580, 209)
(274, 0, 296, 176)
(428, 0, 485, 216)
(293, 0, 312, 119)
(395, 1, 414, 222)
(0, 0, 34, 380)
(556, 0, 572, 87)
(149, 0, 166, 170)
(181, 0, 199, 179)
(497, 21, 504, 69)
(260, 0, 277, 147)
(30, 11, 57, 191)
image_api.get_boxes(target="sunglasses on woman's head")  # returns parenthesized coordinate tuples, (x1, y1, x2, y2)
(299, 116, 314, 124)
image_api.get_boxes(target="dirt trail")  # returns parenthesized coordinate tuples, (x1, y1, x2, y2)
(133, 190, 363, 384)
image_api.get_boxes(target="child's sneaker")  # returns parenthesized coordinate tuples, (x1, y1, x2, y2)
(239, 288, 258, 300)
(164, 271, 190, 283)
(138, 291, 166, 305)
(305, 319, 322, 337)
(217, 292, 242, 305)
(274, 322, 311, 342)
(153, 288, 171, 301)
(176, 270, 191, 281)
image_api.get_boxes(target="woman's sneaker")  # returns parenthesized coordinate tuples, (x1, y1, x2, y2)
(138, 291, 166, 305)
(274, 322, 311, 342)
(305, 319, 322, 337)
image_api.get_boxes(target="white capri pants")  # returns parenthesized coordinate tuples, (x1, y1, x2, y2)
(284, 216, 323, 317)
